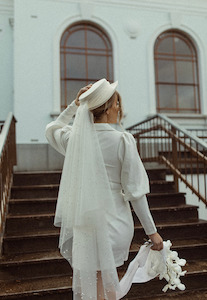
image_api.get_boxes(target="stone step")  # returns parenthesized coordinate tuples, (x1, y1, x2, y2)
(1, 240, 207, 281)
(8, 194, 186, 217)
(8, 198, 57, 215)
(13, 168, 167, 186)
(138, 289, 207, 300)
(134, 220, 207, 244)
(11, 180, 175, 199)
(3, 220, 207, 256)
(133, 205, 199, 225)
(6, 204, 198, 235)
(11, 185, 59, 199)
(0, 262, 207, 299)
(5, 214, 55, 234)
(9, 192, 186, 213)
(13, 171, 62, 187)
(3, 231, 59, 255)
(150, 181, 176, 193)
(147, 192, 186, 208)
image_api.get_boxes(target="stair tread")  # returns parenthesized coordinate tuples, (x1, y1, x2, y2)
(2, 239, 207, 265)
(14, 171, 62, 175)
(7, 213, 54, 219)
(1, 261, 207, 297)
(150, 180, 174, 184)
(5, 220, 207, 239)
(0, 275, 72, 297)
(9, 198, 57, 203)
(135, 219, 207, 229)
(7, 204, 198, 218)
(4, 230, 59, 239)
(147, 192, 185, 197)
(12, 184, 59, 190)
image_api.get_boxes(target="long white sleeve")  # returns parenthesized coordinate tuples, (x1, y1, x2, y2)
(118, 132, 157, 236)
(131, 196, 157, 236)
(45, 100, 78, 156)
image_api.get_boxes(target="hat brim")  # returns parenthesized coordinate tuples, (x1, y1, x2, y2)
(79, 79, 118, 109)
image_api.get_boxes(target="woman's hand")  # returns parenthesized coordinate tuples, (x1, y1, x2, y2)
(75, 84, 93, 106)
(148, 232, 163, 251)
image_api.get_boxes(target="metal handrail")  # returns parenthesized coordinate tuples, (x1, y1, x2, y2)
(127, 114, 207, 206)
(157, 114, 207, 150)
(127, 114, 207, 150)
(0, 112, 17, 255)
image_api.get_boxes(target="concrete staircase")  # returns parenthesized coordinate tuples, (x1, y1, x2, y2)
(0, 166, 207, 299)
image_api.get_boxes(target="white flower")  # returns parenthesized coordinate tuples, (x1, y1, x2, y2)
(155, 240, 187, 293)
(178, 259, 186, 266)
(178, 283, 186, 291)
(162, 284, 170, 293)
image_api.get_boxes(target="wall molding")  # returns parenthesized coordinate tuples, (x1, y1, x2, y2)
(41, 0, 207, 17)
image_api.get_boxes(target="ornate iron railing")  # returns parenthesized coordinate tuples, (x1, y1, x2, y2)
(127, 114, 207, 206)
(0, 113, 17, 255)
(187, 128, 207, 143)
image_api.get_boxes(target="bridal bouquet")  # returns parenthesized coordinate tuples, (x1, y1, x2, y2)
(154, 240, 187, 292)
(117, 239, 187, 299)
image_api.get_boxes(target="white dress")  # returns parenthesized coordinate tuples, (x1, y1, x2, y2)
(45, 101, 157, 268)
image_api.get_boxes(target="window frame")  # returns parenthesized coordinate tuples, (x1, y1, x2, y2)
(60, 22, 114, 110)
(154, 30, 201, 114)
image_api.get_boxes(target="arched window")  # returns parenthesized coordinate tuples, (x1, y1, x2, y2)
(60, 23, 113, 109)
(154, 30, 200, 113)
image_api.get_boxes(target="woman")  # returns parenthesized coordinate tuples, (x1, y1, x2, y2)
(45, 79, 163, 300)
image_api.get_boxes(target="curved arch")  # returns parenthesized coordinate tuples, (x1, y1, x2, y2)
(155, 29, 200, 113)
(147, 24, 207, 115)
(52, 16, 119, 115)
(60, 22, 114, 108)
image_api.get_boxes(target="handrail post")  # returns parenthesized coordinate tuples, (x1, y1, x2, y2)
(0, 114, 17, 256)
(171, 126, 179, 192)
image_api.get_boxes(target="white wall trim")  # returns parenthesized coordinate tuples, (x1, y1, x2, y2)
(147, 23, 207, 117)
(52, 14, 119, 116)
(41, 0, 207, 17)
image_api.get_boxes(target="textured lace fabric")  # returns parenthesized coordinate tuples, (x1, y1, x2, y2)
(54, 103, 121, 300)
(45, 101, 158, 299)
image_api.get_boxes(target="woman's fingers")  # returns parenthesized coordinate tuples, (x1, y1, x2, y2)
(148, 232, 163, 251)
(75, 84, 93, 106)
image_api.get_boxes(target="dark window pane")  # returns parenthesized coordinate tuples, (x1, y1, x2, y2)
(157, 60, 175, 82)
(155, 30, 200, 114)
(176, 61, 194, 84)
(65, 30, 85, 48)
(67, 54, 86, 79)
(158, 85, 177, 110)
(86, 29, 106, 49)
(60, 23, 113, 107)
(174, 37, 192, 56)
(87, 55, 108, 78)
(177, 86, 197, 110)
(157, 37, 173, 54)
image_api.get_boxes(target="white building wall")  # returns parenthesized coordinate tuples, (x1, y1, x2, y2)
(13, 0, 207, 146)
(0, 0, 206, 169)
(0, 0, 14, 120)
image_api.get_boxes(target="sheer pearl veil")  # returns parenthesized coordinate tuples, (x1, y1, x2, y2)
(54, 102, 121, 299)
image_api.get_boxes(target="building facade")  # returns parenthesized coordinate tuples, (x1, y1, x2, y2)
(1, 0, 207, 170)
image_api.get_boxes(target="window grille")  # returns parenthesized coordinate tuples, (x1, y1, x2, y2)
(60, 23, 113, 109)
(154, 30, 200, 114)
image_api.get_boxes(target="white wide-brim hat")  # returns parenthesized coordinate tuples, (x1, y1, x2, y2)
(79, 78, 118, 110)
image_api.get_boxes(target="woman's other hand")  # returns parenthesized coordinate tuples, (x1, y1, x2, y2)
(75, 84, 93, 106)
(148, 232, 163, 251)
